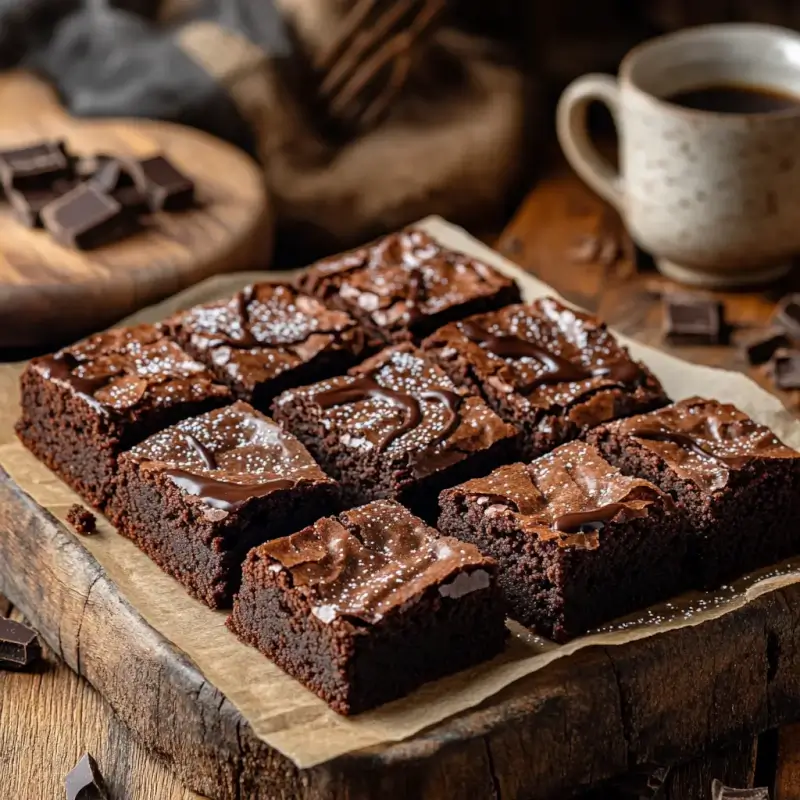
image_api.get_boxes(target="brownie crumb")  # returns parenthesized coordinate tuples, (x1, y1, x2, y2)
(66, 504, 97, 535)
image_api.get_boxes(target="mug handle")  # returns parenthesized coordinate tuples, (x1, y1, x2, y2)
(556, 74, 624, 211)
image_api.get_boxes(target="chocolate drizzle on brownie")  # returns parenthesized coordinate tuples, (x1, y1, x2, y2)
(263, 501, 493, 624)
(184, 432, 218, 470)
(460, 319, 641, 391)
(315, 369, 464, 452)
(127, 401, 334, 511)
(553, 503, 627, 533)
(163, 469, 297, 511)
(40, 351, 117, 411)
(625, 424, 750, 469)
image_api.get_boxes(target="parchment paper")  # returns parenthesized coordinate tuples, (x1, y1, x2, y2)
(2, 216, 800, 769)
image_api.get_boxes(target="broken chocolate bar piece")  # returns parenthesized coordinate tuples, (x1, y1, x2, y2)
(742, 328, 791, 365)
(0, 618, 41, 670)
(0, 140, 71, 190)
(88, 156, 135, 193)
(774, 293, 800, 340)
(663, 293, 725, 343)
(65, 753, 108, 800)
(8, 178, 79, 228)
(773, 348, 800, 390)
(41, 183, 139, 250)
(133, 154, 194, 211)
(710, 779, 769, 800)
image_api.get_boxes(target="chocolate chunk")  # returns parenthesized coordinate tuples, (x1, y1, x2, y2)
(67, 504, 97, 535)
(112, 184, 150, 214)
(88, 157, 135, 193)
(133, 154, 194, 211)
(742, 328, 791, 365)
(773, 347, 800, 389)
(663, 293, 725, 343)
(41, 183, 139, 250)
(0, 618, 41, 670)
(8, 178, 79, 228)
(773, 293, 800, 340)
(0, 140, 71, 190)
(710, 779, 769, 800)
(65, 753, 108, 800)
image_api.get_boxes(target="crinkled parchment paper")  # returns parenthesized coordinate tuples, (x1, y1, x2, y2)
(1, 217, 799, 768)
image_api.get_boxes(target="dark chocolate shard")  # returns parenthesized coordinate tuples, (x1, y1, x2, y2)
(88, 157, 136, 193)
(742, 328, 791, 365)
(0, 140, 71, 191)
(0, 618, 41, 670)
(773, 347, 800, 390)
(710, 779, 769, 800)
(133, 154, 195, 211)
(8, 178, 80, 228)
(65, 753, 108, 800)
(663, 293, 726, 344)
(41, 183, 139, 250)
(773, 293, 800, 340)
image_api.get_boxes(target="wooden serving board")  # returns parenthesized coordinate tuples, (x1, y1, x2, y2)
(4, 471, 800, 799)
(4, 219, 800, 799)
(0, 71, 272, 349)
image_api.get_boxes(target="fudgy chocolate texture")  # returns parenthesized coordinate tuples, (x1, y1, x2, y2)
(271, 343, 519, 521)
(113, 402, 340, 608)
(295, 229, 521, 344)
(438, 441, 687, 642)
(168, 283, 367, 410)
(15, 324, 231, 509)
(423, 297, 668, 460)
(227, 499, 507, 715)
(587, 397, 800, 588)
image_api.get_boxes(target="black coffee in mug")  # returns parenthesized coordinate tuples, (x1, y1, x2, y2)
(667, 83, 800, 113)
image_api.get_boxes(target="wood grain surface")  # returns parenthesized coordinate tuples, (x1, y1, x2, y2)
(0, 71, 272, 349)
(4, 154, 800, 798)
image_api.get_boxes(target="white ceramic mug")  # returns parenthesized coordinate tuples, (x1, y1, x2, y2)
(557, 23, 800, 287)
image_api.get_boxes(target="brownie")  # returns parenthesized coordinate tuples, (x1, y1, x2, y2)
(587, 397, 800, 588)
(271, 343, 519, 521)
(112, 402, 340, 608)
(168, 283, 367, 410)
(423, 297, 668, 460)
(438, 441, 688, 642)
(66, 504, 97, 535)
(16, 324, 232, 509)
(296, 228, 521, 344)
(227, 499, 507, 715)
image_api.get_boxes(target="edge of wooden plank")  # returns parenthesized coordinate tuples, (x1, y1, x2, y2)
(3, 466, 800, 799)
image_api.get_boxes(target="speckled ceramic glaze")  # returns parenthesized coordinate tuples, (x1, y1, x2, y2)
(557, 24, 800, 287)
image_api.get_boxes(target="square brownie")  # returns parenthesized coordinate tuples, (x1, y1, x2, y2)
(168, 283, 367, 409)
(227, 499, 507, 715)
(271, 343, 520, 521)
(423, 297, 668, 461)
(16, 324, 231, 509)
(296, 228, 521, 344)
(438, 441, 688, 642)
(587, 397, 800, 588)
(112, 401, 340, 608)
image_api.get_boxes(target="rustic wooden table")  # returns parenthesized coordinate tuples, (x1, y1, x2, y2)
(4, 158, 800, 799)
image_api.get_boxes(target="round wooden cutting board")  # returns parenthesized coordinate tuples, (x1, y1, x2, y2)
(0, 71, 272, 349)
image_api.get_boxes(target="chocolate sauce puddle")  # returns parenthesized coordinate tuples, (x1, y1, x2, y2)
(460, 321, 641, 391)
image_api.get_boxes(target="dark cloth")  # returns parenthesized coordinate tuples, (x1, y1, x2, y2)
(0, 0, 293, 156)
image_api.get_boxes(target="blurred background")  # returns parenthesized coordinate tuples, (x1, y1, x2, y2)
(2, 0, 798, 265)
